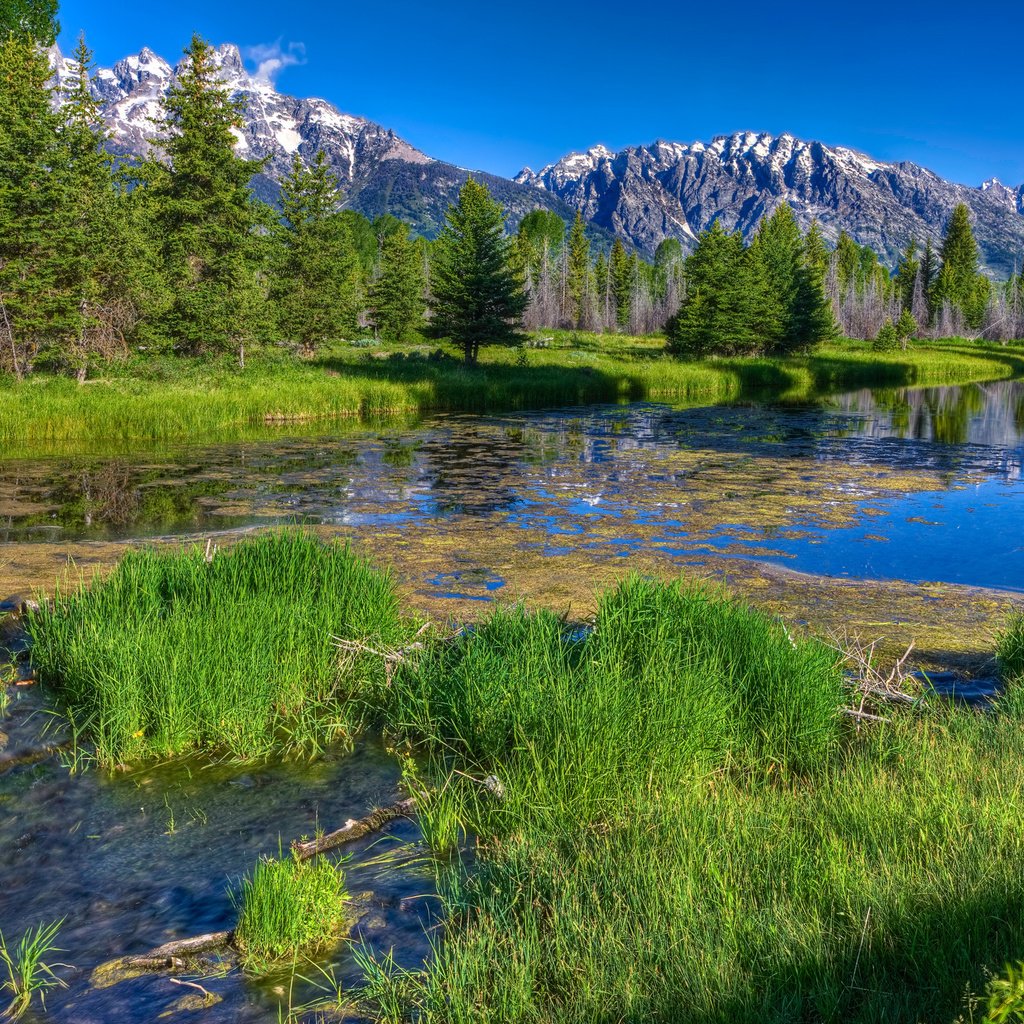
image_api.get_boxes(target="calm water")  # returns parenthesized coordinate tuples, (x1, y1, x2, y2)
(2, 380, 1023, 594)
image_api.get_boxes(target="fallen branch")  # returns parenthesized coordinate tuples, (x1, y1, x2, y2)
(292, 797, 418, 861)
(115, 931, 233, 971)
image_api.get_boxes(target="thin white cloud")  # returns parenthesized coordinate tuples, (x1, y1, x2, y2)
(242, 40, 306, 85)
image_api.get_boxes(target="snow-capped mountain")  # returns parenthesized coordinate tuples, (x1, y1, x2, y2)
(516, 132, 1024, 275)
(48, 45, 1024, 274)
(48, 42, 579, 238)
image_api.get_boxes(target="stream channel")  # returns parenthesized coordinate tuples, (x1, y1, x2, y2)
(1, 378, 1023, 1021)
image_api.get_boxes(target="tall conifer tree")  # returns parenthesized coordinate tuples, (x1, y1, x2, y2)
(430, 178, 526, 364)
(274, 150, 360, 351)
(371, 223, 425, 342)
(150, 35, 268, 362)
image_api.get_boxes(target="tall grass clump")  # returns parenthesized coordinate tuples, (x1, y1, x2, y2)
(997, 611, 1024, 684)
(364, 578, 1024, 1023)
(26, 531, 410, 765)
(0, 920, 66, 1021)
(232, 852, 348, 972)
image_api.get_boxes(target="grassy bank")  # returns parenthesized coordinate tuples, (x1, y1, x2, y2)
(23, 533, 1024, 1021)
(3, 336, 1023, 450)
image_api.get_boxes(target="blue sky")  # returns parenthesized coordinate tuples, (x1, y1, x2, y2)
(57, 0, 1024, 187)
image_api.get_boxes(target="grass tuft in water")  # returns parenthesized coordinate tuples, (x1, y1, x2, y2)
(232, 852, 348, 972)
(0, 919, 66, 1021)
(997, 611, 1024, 684)
(26, 531, 411, 766)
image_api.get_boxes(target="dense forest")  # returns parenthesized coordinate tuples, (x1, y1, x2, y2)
(1, 8, 1022, 379)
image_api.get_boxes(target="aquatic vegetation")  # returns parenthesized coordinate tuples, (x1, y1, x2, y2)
(25, 531, 411, 765)
(232, 851, 349, 972)
(0, 920, 66, 1021)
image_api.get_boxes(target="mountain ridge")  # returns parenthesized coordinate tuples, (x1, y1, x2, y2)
(516, 131, 1024, 275)
(50, 43, 1024, 276)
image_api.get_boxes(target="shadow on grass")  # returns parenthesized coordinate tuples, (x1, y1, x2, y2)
(574, 886, 1023, 1024)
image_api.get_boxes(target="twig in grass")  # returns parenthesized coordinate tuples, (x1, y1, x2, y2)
(829, 632, 920, 727)
(333, 621, 434, 685)
(849, 906, 872, 992)
(168, 977, 214, 999)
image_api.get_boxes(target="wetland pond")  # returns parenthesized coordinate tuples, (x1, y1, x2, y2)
(2, 378, 1024, 1022)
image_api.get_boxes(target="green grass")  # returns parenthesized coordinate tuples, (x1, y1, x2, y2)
(362, 588, 1024, 1024)
(997, 612, 1024, 683)
(232, 851, 349, 973)
(2, 337, 1022, 451)
(26, 531, 411, 766)
(0, 920, 66, 1021)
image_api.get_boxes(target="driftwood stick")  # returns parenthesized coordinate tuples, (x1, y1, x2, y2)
(118, 931, 233, 971)
(292, 797, 418, 861)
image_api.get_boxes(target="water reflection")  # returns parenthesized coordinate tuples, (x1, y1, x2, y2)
(2, 380, 1023, 593)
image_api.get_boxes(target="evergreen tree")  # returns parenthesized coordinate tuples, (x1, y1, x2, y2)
(273, 151, 360, 352)
(566, 212, 590, 327)
(933, 203, 988, 331)
(895, 308, 918, 347)
(834, 231, 861, 296)
(430, 178, 526, 365)
(919, 239, 937, 324)
(0, 34, 67, 376)
(0, 0, 58, 44)
(937, 204, 979, 304)
(872, 318, 899, 352)
(610, 239, 633, 330)
(149, 35, 269, 362)
(666, 222, 777, 356)
(894, 239, 919, 310)
(53, 35, 122, 378)
(371, 223, 425, 342)
(803, 220, 830, 281)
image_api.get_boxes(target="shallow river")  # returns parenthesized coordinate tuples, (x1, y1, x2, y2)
(3, 379, 1023, 596)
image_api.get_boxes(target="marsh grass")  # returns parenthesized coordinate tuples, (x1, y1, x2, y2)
(2, 339, 1021, 450)
(26, 531, 411, 766)
(997, 611, 1024, 683)
(362, 588, 1024, 1024)
(232, 852, 349, 973)
(0, 920, 66, 1021)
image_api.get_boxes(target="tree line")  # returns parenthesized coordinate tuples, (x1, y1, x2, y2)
(1, 4, 1020, 379)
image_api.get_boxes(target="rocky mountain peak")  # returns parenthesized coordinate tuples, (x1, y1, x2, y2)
(519, 131, 1024, 276)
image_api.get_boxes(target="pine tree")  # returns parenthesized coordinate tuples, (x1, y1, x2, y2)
(0, 34, 67, 375)
(919, 239, 937, 324)
(371, 223, 425, 342)
(894, 239, 919, 310)
(0, 0, 58, 44)
(273, 151, 360, 352)
(895, 308, 918, 348)
(430, 178, 527, 365)
(566, 212, 590, 328)
(149, 35, 269, 363)
(934, 203, 988, 331)
(666, 221, 777, 356)
(54, 35, 122, 378)
(610, 239, 633, 330)
(873, 318, 899, 352)
(803, 220, 830, 281)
